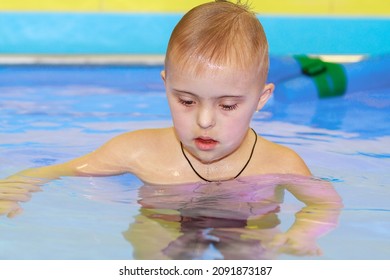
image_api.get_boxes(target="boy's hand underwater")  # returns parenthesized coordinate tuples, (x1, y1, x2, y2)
(0, 200, 24, 218)
(266, 232, 322, 256)
(0, 178, 44, 218)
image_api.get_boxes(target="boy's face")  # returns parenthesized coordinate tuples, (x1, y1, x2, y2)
(162, 61, 273, 164)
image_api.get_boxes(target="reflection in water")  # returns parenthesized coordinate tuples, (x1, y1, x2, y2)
(123, 174, 343, 259)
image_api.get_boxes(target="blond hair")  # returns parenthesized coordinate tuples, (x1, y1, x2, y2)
(165, 0, 269, 85)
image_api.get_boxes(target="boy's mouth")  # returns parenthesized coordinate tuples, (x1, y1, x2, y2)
(194, 137, 219, 151)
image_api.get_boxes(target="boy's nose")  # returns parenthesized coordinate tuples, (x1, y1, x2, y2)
(197, 106, 216, 129)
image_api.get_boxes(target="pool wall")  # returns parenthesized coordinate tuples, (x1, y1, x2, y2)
(0, 0, 389, 55)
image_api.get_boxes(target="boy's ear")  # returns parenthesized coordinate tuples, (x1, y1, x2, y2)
(160, 70, 166, 84)
(256, 83, 274, 111)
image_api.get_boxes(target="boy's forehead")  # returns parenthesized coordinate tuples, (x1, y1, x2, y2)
(166, 54, 262, 79)
(165, 57, 264, 93)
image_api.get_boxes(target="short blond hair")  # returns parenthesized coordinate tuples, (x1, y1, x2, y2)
(165, 0, 269, 85)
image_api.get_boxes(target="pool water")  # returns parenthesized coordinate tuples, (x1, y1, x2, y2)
(0, 63, 389, 259)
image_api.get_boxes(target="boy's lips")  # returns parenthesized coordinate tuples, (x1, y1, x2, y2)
(194, 137, 219, 151)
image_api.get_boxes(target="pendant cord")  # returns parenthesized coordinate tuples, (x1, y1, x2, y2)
(180, 128, 258, 183)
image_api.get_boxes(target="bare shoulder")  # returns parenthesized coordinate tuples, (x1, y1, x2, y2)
(57, 127, 177, 178)
(110, 127, 182, 180)
(105, 127, 175, 153)
(255, 137, 311, 176)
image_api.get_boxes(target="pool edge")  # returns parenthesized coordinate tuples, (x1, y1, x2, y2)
(0, 55, 166, 65)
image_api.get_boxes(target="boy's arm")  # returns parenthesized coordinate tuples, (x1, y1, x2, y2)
(3, 131, 133, 181)
(0, 131, 136, 217)
(267, 178, 343, 255)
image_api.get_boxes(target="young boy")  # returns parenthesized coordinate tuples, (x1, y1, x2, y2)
(0, 0, 311, 217)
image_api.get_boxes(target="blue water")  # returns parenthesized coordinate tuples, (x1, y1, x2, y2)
(0, 63, 389, 259)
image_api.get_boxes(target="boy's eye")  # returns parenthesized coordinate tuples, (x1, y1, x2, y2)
(178, 98, 195, 107)
(220, 104, 238, 111)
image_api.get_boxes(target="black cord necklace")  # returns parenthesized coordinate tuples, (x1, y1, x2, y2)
(180, 128, 258, 183)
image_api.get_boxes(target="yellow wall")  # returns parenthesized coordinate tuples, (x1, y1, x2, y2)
(0, 0, 389, 15)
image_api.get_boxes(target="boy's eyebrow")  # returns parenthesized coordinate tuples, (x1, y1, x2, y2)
(171, 88, 245, 99)
(171, 88, 196, 95)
